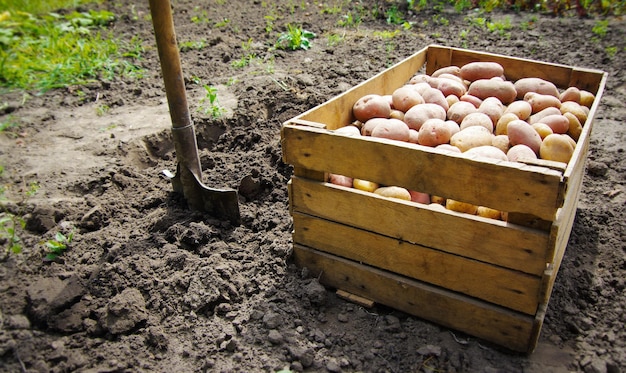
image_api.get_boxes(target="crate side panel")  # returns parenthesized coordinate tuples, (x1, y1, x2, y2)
(282, 125, 565, 221)
(293, 245, 535, 353)
(294, 47, 428, 130)
(293, 212, 542, 314)
(290, 177, 549, 275)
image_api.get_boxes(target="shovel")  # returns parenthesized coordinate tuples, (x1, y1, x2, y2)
(149, 0, 240, 225)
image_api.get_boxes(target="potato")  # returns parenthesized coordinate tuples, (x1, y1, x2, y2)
(460, 94, 483, 108)
(446, 94, 460, 108)
(353, 94, 391, 122)
(476, 206, 502, 220)
(450, 126, 494, 152)
(478, 97, 504, 126)
(409, 190, 431, 204)
(524, 92, 562, 113)
(563, 112, 583, 141)
(504, 100, 532, 121)
(436, 143, 462, 153)
(421, 87, 450, 111)
(528, 107, 562, 124)
(467, 78, 517, 104)
(537, 114, 570, 134)
(444, 120, 460, 137)
(495, 112, 519, 136)
(560, 101, 588, 125)
(411, 82, 433, 96)
(374, 186, 411, 201)
(435, 77, 467, 98)
(579, 90, 596, 108)
(389, 109, 405, 121)
(431, 195, 446, 205)
(540, 134, 575, 163)
(460, 112, 494, 133)
(447, 101, 477, 124)
(418, 118, 452, 147)
(404, 103, 447, 131)
(492, 134, 510, 154)
(507, 144, 538, 162)
(392, 85, 425, 112)
(514, 77, 559, 99)
(531, 122, 554, 139)
(335, 125, 361, 137)
(507, 119, 542, 155)
(408, 129, 420, 144)
(560, 86, 581, 103)
(431, 65, 462, 78)
(361, 118, 387, 136)
(353, 179, 379, 192)
(464, 145, 508, 161)
(329, 174, 353, 187)
(460, 61, 505, 82)
(370, 118, 411, 142)
(445, 199, 478, 215)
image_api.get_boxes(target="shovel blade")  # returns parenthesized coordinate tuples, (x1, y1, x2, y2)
(171, 163, 241, 225)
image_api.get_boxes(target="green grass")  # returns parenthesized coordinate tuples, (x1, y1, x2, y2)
(0, 0, 94, 14)
(0, 3, 143, 93)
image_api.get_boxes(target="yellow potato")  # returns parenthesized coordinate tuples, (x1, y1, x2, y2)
(446, 199, 478, 215)
(374, 186, 411, 201)
(531, 122, 554, 139)
(495, 112, 519, 136)
(564, 112, 583, 141)
(450, 126, 494, 152)
(477, 206, 502, 220)
(353, 179, 379, 192)
(504, 100, 532, 121)
(560, 101, 588, 125)
(539, 134, 575, 164)
(579, 90, 596, 108)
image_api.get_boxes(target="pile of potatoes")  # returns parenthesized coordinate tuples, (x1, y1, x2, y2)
(328, 61, 595, 219)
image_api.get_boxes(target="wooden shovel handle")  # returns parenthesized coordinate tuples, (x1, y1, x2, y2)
(148, 0, 191, 130)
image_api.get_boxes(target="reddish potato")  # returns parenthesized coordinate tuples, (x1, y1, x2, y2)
(447, 101, 477, 124)
(431, 65, 462, 78)
(514, 77, 559, 99)
(524, 92, 562, 113)
(529, 107, 562, 124)
(408, 129, 420, 144)
(404, 103, 447, 131)
(460, 61, 505, 82)
(478, 97, 504, 126)
(537, 114, 570, 134)
(370, 118, 411, 142)
(335, 125, 361, 136)
(418, 118, 452, 147)
(392, 85, 425, 112)
(329, 174, 353, 187)
(560, 86, 581, 103)
(460, 112, 494, 133)
(460, 94, 483, 108)
(507, 119, 542, 155)
(421, 87, 450, 111)
(507, 144, 538, 162)
(436, 143, 462, 153)
(467, 78, 517, 104)
(353, 94, 391, 122)
(409, 190, 431, 204)
(361, 118, 387, 136)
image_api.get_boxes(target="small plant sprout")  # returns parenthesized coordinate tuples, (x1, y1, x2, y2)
(0, 177, 39, 261)
(592, 20, 609, 39)
(200, 85, 226, 118)
(43, 231, 74, 262)
(275, 24, 316, 51)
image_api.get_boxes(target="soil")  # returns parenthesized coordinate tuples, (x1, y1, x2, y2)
(0, 1, 625, 372)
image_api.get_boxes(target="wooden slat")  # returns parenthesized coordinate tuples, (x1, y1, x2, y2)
(293, 212, 542, 314)
(281, 124, 565, 221)
(291, 46, 428, 130)
(289, 177, 550, 275)
(293, 245, 535, 353)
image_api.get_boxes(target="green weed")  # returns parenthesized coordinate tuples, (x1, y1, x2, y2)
(190, 7, 209, 24)
(326, 32, 345, 47)
(592, 19, 609, 38)
(385, 5, 405, 25)
(0, 176, 39, 261)
(199, 85, 225, 118)
(337, 11, 361, 28)
(275, 24, 316, 51)
(215, 18, 230, 28)
(43, 231, 74, 262)
(0, 10, 144, 93)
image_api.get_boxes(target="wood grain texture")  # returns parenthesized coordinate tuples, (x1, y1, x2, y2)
(293, 212, 542, 314)
(289, 177, 550, 275)
(282, 125, 565, 221)
(293, 245, 535, 353)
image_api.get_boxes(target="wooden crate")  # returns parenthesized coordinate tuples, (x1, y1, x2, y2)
(280, 45, 607, 353)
